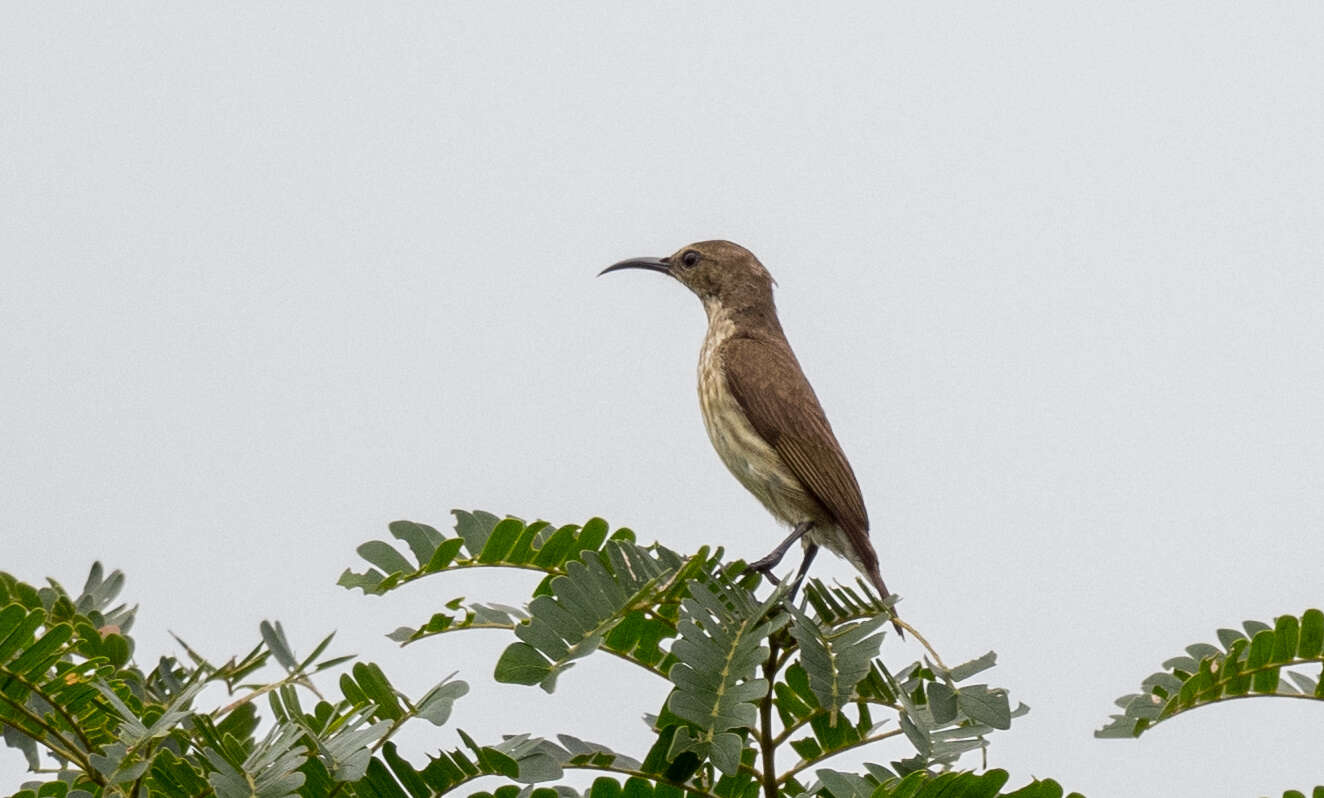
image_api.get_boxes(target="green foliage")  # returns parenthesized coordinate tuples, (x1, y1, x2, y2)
(0, 563, 475, 797)
(338, 514, 634, 598)
(770, 582, 1022, 782)
(1096, 609, 1324, 798)
(344, 513, 726, 691)
(1097, 609, 1324, 739)
(812, 767, 1082, 798)
(788, 609, 886, 726)
(458, 768, 1079, 798)
(4, 510, 1061, 798)
(665, 580, 786, 776)
(494, 540, 687, 691)
(336, 511, 1044, 797)
(0, 563, 150, 782)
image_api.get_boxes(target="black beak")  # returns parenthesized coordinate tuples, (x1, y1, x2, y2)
(598, 257, 672, 277)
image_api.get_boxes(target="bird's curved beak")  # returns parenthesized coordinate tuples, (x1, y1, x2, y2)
(598, 257, 671, 277)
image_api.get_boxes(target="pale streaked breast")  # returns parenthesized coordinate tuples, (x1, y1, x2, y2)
(695, 306, 816, 527)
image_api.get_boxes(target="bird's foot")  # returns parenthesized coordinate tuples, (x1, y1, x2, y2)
(746, 551, 787, 576)
(745, 521, 814, 578)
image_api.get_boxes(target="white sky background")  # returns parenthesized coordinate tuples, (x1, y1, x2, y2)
(2, 3, 1322, 795)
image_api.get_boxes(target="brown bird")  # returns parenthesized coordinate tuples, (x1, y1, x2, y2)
(601, 240, 900, 629)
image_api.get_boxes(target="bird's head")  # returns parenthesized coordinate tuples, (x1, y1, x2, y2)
(600, 240, 775, 314)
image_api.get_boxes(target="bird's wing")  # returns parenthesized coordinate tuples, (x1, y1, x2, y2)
(721, 336, 870, 536)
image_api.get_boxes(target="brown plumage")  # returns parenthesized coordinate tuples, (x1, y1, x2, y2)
(601, 240, 899, 629)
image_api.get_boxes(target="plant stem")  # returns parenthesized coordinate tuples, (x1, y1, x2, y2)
(776, 729, 905, 785)
(894, 619, 948, 672)
(759, 639, 780, 798)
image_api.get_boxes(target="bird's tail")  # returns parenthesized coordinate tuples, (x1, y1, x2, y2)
(865, 566, 905, 639)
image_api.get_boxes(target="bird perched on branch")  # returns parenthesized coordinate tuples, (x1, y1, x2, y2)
(601, 240, 901, 632)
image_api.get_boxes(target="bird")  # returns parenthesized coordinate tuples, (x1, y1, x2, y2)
(600, 240, 900, 630)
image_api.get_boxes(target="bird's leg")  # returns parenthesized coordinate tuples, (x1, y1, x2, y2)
(785, 543, 819, 602)
(748, 521, 815, 577)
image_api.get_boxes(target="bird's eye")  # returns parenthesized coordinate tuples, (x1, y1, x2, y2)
(681, 250, 701, 268)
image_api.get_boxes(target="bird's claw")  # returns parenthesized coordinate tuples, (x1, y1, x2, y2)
(746, 552, 786, 576)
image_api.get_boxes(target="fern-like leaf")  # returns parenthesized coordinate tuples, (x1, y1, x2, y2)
(801, 578, 897, 629)
(788, 608, 886, 726)
(1097, 609, 1324, 738)
(0, 570, 146, 778)
(664, 578, 787, 776)
(388, 600, 529, 643)
(863, 768, 1083, 798)
(494, 541, 686, 691)
(203, 722, 307, 798)
(343, 732, 645, 796)
(338, 513, 636, 596)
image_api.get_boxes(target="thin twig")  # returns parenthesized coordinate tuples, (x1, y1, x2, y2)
(759, 639, 780, 798)
(894, 619, 948, 672)
(216, 673, 316, 716)
(776, 728, 905, 784)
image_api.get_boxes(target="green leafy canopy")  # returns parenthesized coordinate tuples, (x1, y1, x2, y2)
(3, 509, 1064, 798)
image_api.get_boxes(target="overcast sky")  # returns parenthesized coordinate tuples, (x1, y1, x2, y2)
(3, 4, 1322, 796)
